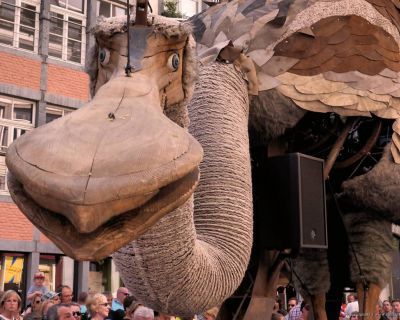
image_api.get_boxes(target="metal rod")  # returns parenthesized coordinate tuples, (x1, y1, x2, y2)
(125, 0, 131, 76)
(324, 117, 358, 180)
(334, 120, 381, 169)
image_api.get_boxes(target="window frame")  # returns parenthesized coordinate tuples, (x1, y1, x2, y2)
(50, 0, 86, 14)
(49, 3, 86, 65)
(0, 0, 40, 53)
(45, 105, 73, 123)
(0, 95, 36, 195)
(96, 0, 127, 18)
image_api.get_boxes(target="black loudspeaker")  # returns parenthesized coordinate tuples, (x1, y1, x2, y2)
(256, 153, 328, 251)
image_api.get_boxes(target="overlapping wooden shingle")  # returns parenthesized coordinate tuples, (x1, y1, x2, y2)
(189, 0, 400, 162)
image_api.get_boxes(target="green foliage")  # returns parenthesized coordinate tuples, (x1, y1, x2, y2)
(161, 0, 183, 18)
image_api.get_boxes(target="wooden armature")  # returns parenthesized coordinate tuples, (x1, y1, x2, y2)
(243, 251, 285, 320)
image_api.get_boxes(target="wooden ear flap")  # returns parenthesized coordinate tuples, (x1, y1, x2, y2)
(218, 43, 259, 95)
(217, 42, 242, 63)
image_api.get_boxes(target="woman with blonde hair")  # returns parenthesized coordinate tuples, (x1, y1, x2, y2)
(0, 290, 22, 320)
(86, 293, 110, 320)
(23, 293, 43, 320)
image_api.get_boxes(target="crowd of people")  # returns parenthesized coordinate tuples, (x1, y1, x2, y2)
(270, 297, 310, 320)
(8, 271, 400, 320)
(340, 294, 400, 320)
(0, 272, 217, 320)
(270, 293, 400, 320)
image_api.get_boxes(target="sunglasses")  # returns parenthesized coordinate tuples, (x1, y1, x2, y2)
(99, 303, 109, 307)
(289, 304, 296, 307)
(72, 312, 82, 317)
(303, 305, 311, 311)
(35, 301, 41, 304)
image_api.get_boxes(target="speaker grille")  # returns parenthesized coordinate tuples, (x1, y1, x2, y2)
(299, 156, 327, 248)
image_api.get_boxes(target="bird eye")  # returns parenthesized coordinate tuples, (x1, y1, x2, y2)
(167, 53, 180, 72)
(99, 48, 110, 65)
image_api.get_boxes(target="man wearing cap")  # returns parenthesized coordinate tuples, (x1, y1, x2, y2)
(27, 271, 49, 302)
(111, 287, 129, 311)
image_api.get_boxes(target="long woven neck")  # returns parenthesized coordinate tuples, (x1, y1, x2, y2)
(113, 62, 253, 317)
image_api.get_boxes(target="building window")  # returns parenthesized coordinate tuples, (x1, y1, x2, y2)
(0, 253, 26, 295)
(0, 0, 39, 52)
(40, 255, 61, 292)
(96, 0, 126, 17)
(0, 95, 35, 193)
(45, 105, 72, 123)
(49, 3, 86, 64)
(89, 258, 112, 293)
(50, 0, 84, 14)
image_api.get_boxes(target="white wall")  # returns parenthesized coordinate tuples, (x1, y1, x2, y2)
(179, 0, 200, 18)
(149, 0, 160, 14)
(110, 260, 121, 296)
(61, 256, 74, 288)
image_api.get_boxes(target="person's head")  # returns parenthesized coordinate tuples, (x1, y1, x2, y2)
(277, 309, 288, 316)
(42, 300, 54, 318)
(347, 294, 356, 303)
(382, 300, 392, 313)
(392, 300, 400, 313)
(78, 292, 88, 305)
(154, 313, 173, 320)
(59, 286, 73, 304)
(43, 291, 61, 305)
(271, 312, 285, 320)
(204, 307, 219, 320)
(110, 309, 125, 320)
(124, 296, 141, 319)
(70, 303, 82, 320)
(300, 302, 310, 320)
(1, 290, 21, 314)
(86, 293, 109, 319)
(116, 287, 129, 304)
(102, 292, 113, 306)
(288, 298, 297, 311)
(132, 306, 154, 320)
(350, 312, 359, 320)
(34, 272, 45, 286)
(32, 295, 43, 313)
(52, 295, 61, 305)
(46, 303, 73, 320)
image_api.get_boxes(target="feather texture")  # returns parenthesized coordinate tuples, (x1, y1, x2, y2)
(190, 0, 400, 161)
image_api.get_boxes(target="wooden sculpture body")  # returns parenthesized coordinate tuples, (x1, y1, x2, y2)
(4, 0, 400, 319)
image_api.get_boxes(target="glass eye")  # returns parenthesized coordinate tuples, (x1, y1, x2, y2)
(99, 48, 110, 65)
(167, 53, 180, 72)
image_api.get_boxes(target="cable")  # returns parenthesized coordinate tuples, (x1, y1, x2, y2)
(289, 258, 312, 298)
(288, 258, 316, 320)
(327, 179, 368, 315)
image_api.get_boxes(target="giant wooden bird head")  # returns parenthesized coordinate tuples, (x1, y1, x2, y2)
(6, 14, 202, 260)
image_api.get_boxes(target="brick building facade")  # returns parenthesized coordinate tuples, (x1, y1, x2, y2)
(0, 0, 127, 305)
